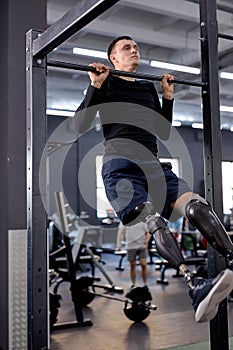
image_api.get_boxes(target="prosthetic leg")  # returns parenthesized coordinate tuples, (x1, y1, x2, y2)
(185, 198, 233, 265)
(146, 214, 193, 288)
(146, 212, 233, 322)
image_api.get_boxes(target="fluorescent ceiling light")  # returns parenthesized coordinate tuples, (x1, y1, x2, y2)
(220, 72, 233, 80)
(73, 47, 108, 59)
(220, 105, 233, 113)
(46, 109, 75, 117)
(140, 59, 150, 65)
(192, 123, 203, 129)
(150, 60, 200, 74)
(172, 121, 182, 127)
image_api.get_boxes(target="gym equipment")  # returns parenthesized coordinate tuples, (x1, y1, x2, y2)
(114, 249, 127, 270)
(47, 60, 206, 88)
(50, 191, 125, 329)
(52, 191, 156, 324)
(49, 224, 93, 329)
(49, 292, 61, 328)
(75, 276, 156, 323)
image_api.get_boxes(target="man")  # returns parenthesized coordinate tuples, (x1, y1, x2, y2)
(117, 221, 151, 289)
(75, 36, 233, 323)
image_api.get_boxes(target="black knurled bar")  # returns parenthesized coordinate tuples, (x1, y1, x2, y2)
(47, 59, 207, 88)
(218, 32, 233, 41)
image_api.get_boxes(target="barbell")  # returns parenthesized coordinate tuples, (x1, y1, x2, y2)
(75, 276, 157, 323)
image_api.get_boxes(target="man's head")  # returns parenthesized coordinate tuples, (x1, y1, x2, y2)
(107, 36, 140, 71)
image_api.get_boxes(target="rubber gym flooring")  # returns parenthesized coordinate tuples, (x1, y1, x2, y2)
(49, 252, 233, 350)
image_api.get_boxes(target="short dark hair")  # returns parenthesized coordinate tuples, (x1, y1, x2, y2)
(107, 36, 133, 66)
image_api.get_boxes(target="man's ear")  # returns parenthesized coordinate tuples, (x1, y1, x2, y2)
(110, 53, 117, 64)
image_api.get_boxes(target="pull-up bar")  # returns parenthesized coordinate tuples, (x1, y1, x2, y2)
(47, 60, 206, 88)
(218, 32, 233, 41)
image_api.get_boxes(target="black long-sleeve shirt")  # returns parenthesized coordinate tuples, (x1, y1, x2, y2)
(75, 75, 174, 158)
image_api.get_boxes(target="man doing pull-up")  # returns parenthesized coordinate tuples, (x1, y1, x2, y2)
(75, 36, 233, 323)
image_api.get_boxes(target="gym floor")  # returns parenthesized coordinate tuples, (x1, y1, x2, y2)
(49, 252, 233, 350)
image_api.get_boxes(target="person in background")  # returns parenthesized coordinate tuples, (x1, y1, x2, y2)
(117, 221, 151, 291)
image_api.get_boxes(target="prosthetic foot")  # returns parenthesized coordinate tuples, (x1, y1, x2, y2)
(185, 198, 233, 265)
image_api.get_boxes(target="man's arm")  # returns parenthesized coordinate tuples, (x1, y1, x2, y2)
(161, 73, 175, 137)
(144, 231, 151, 246)
(74, 85, 103, 133)
(117, 225, 125, 251)
(73, 62, 109, 134)
(152, 74, 175, 141)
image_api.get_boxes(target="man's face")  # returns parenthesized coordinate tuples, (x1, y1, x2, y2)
(110, 39, 140, 71)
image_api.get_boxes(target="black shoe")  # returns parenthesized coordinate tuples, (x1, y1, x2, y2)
(190, 269, 233, 322)
(125, 285, 152, 302)
(125, 285, 137, 299)
(141, 285, 153, 301)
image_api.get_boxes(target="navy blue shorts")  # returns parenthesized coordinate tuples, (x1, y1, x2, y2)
(102, 157, 191, 224)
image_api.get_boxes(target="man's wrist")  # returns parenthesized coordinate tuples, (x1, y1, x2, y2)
(91, 82, 102, 89)
(163, 93, 174, 100)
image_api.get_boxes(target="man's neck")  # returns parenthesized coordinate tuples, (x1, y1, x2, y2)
(114, 66, 137, 81)
(119, 76, 135, 81)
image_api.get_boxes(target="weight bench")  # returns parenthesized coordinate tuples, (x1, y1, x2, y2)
(148, 247, 162, 264)
(155, 256, 207, 285)
(114, 250, 127, 270)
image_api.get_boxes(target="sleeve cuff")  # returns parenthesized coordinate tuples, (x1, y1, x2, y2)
(162, 96, 174, 106)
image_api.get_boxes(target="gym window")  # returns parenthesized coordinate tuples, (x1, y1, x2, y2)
(222, 161, 233, 215)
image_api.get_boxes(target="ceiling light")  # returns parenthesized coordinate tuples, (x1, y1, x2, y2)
(192, 123, 203, 129)
(172, 121, 182, 127)
(150, 60, 200, 74)
(73, 47, 108, 59)
(220, 72, 233, 80)
(220, 105, 233, 113)
(140, 59, 150, 65)
(46, 109, 75, 117)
